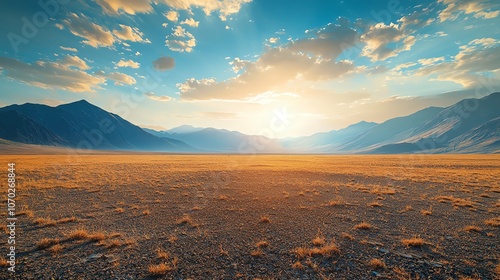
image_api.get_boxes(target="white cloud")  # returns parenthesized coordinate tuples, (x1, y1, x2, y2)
(145, 92, 172, 102)
(95, 0, 153, 14)
(62, 13, 115, 48)
(113, 24, 150, 43)
(180, 18, 199, 27)
(415, 38, 500, 87)
(95, 70, 136, 86)
(0, 57, 104, 92)
(393, 62, 417, 71)
(360, 22, 415, 61)
(177, 18, 359, 101)
(268, 37, 279, 44)
(61, 55, 90, 70)
(165, 26, 196, 52)
(438, 0, 500, 21)
(418, 57, 445, 66)
(229, 57, 250, 73)
(116, 59, 140, 68)
(60, 46, 78, 52)
(165, 10, 179, 22)
(162, 0, 252, 21)
(153, 56, 175, 71)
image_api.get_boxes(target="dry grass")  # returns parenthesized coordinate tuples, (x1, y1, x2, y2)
(251, 249, 263, 257)
(484, 217, 500, 227)
(176, 214, 197, 227)
(495, 264, 500, 277)
(292, 261, 304, 269)
(34, 217, 57, 227)
(143, 209, 151, 215)
(0, 257, 7, 267)
(293, 242, 340, 259)
(256, 240, 269, 248)
(157, 249, 170, 260)
(115, 207, 125, 213)
(369, 258, 386, 269)
(36, 238, 60, 250)
(368, 202, 383, 207)
(57, 217, 77, 224)
(464, 226, 482, 232)
(402, 237, 425, 247)
(354, 222, 372, 230)
(259, 216, 271, 223)
(18, 209, 34, 218)
(148, 263, 173, 276)
(421, 209, 432, 216)
(66, 228, 90, 240)
(371, 186, 396, 195)
(342, 232, 355, 240)
(48, 244, 64, 255)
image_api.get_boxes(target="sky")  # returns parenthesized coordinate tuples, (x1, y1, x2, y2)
(0, 0, 499, 138)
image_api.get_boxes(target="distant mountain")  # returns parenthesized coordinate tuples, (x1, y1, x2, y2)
(281, 121, 378, 152)
(1, 92, 498, 154)
(146, 127, 284, 153)
(0, 100, 193, 152)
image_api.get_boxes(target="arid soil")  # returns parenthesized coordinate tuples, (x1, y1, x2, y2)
(0, 155, 499, 279)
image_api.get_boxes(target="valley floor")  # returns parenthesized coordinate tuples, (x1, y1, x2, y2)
(0, 155, 499, 279)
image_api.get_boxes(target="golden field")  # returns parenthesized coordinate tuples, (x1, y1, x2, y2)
(0, 155, 499, 279)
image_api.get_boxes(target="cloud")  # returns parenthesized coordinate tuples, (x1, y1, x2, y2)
(268, 37, 279, 44)
(95, 0, 153, 15)
(162, 0, 252, 21)
(116, 59, 140, 68)
(229, 57, 250, 73)
(153, 56, 175, 71)
(393, 62, 417, 71)
(95, 70, 136, 86)
(60, 46, 78, 52)
(60, 55, 90, 70)
(180, 18, 199, 27)
(95, 0, 252, 20)
(145, 92, 172, 102)
(418, 57, 445, 66)
(438, 0, 500, 21)
(165, 26, 196, 52)
(177, 19, 359, 101)
(0, 56, 105, 92)
(415, 38, 500, 87)
(113, 24, 150, 43)
(360, 22, 415, 61)
(164, 10, 179, 22)
(62, 13, 115, 48)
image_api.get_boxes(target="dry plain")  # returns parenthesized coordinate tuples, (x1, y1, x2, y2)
(0, 155, 499, 279)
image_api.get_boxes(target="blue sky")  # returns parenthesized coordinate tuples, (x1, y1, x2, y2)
(0, 0, 499, 137)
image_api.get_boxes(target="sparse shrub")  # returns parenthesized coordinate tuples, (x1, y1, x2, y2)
(148, 263, 172, 275)
(36, 238, 59, 250)
(256, 241, 269, 248)
(402, 237, 425, 247)
(292, 261, 304, 269)
(369, 258, 386, 269)
(354, 222, 372, 230)
(260, 216, 271, 223)
(485, 217, 500, 227)
(464, 226, 482, 232)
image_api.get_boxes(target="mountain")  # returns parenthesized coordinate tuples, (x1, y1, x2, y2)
(0, 100, 193, 152)
(1, 92, 498, 154)
(281, 121, 378, 152)
(0, 110, 66, 146)
(146, 127, 284, 153)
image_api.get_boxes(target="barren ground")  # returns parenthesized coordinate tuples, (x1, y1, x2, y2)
(0, 155, 499, 279)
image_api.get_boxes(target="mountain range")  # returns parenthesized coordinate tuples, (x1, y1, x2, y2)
(1, 92, 499, 154)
